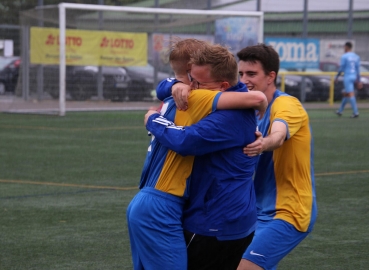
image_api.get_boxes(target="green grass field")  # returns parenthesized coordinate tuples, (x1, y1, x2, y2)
(0, 109, 368, 269)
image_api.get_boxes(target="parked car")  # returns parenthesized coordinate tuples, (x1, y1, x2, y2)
(360, 61, 369, 70)
(124, 63, 171, 101)
(306, 68, 332, 101)
(277, 68, 313, 102)
(68, 66, 131, 101)
(287, 68, 331, 101)
(38, 65, 132, 101)
(0, 56, 20, 94)
(26, 61, 170, 101)
(40, 65, 76, 99)
(319, 61, 339, 72)
(65, 63, 171, 101)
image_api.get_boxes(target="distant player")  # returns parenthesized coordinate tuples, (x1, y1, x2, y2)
(335, 41, 362, 118)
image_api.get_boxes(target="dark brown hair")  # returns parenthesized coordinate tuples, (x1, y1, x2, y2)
(237, 44, 280, 84)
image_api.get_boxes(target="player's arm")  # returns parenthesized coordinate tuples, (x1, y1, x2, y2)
(144, 110, 160, 126)
(171, 83, 192, 110)
(171, 86, 267, 118)
(355, 59, 363, 89)
(156, 80, 192, 110)
(244, 96, 303, 156)
(243, 121, 286, 157)
(146, 111, 247, 156)
(217, 91, 268, 119)
(156, 78, 182, 101)
(335, 57, 345, 82)
(260, 121, 286, 151)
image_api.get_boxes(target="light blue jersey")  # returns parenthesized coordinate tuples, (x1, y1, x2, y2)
(336, 50, 361, 116)
(336, 51, 361, 92)
(338, 51, 360, 79)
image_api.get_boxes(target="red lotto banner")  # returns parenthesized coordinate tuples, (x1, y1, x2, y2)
(30, 27, 147, 66)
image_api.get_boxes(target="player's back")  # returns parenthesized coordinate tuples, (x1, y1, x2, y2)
(342, 52, 360, 76)
(139, 97, 178, 191)
(183, 107, 258, 239)
(140, 89, 221, 197)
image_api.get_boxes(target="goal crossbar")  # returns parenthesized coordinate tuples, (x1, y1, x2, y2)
(54, 3, 263, 115)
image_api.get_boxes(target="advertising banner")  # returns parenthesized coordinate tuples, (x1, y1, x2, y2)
(214, 17, 260, 56)
(151, 33, 214, 65)
(265, 37, 320, 69)
(30, 27, 147, 66)
(0, 40, 14, 57)
(320, 39, 355, 64)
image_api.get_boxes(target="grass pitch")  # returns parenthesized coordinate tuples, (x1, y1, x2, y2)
(0, 109, 368, 269)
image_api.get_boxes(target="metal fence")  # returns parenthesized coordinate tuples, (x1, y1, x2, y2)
(0, 2, 368, 115)
(13, 4, 263, 115)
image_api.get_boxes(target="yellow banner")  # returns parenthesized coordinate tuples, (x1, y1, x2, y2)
(30, 27, 147, 66)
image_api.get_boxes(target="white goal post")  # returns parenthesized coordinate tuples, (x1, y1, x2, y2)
(16, 3, 264, 116)
(57, 3, 263, 116)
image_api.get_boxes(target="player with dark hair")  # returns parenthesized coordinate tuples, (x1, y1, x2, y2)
(236, 44, 317, 270)
(335, 41, 362, 118)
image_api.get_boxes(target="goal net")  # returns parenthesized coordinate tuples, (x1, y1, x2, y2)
(12, 3, 263, 115)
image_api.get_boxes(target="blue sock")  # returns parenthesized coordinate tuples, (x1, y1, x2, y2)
(339, 97, 348, 113)
(349, 96, 359, 115)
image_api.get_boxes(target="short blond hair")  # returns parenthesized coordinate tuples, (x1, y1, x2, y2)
(169, 38, 210, 76)
(190, 44, 238, 86)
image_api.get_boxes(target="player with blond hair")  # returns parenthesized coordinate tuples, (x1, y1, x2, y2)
(127, 39, 267, 269)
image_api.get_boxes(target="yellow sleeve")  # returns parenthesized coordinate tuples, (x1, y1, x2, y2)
(270, 96, 307, 139)
(175, 90, 221, 126)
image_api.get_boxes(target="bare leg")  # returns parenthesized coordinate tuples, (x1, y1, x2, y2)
(237, 259, 264, 270)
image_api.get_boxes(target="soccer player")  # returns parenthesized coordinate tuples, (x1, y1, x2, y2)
(335, 41, 362, 118)
(235, 44, 317, 270)
(126, 39, 267, 270)
(145, 42, 262, 270)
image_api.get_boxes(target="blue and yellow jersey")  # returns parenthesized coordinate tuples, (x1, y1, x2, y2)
(140, 79, 222, 197)
(147, 82, 258, 239)
(255, 90, 317, 232)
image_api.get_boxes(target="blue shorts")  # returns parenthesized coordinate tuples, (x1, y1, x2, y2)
(242, 219, 312, 270)
(344, 75, 357, 93)
(126, 187, 187, 270)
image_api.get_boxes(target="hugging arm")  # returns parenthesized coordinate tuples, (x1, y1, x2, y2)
(244, 121, 287, 157)
(217, 91, 267, 119)
(156, 78, 181, 101)
(157, 78, 268, 118)
(171, 87, 268, 118)
(146, 111, 249, 156)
